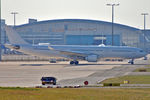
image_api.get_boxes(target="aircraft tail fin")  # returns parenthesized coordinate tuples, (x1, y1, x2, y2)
(5, 26, 29, 45)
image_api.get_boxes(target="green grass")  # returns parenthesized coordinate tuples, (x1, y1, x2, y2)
(0, 87, 38, 90)
(0, 88, 150, 100)
(101, 75, 150, 84)
(134, 68, 150, 72)
(146, 65, 150, 67)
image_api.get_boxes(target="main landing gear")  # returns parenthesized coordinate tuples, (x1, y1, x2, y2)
(144, 56, 147, 60)
(70, 61, 79, 65)
(128, 59, 134, 65)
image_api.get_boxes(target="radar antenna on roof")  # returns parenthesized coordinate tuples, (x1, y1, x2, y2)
(98, 44, 105, 47)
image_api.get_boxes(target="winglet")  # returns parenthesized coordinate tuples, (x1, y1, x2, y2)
(98, 44, 105, 47)
(48, 45, 54, 50)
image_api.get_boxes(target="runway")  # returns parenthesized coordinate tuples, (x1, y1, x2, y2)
(0, 57, 149, 87)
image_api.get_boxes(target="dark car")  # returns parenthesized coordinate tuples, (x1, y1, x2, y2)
(41, 77, 57, 85)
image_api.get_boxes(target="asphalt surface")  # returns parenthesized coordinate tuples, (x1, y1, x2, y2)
(58, 57, 150, 86)
(0, 56, 149, 87)
(0, 61, 118, 87)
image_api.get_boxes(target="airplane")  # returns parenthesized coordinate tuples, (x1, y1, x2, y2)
(4, 26, 147, 65)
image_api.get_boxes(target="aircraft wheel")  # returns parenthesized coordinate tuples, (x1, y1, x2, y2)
(70, 61, 74, 65)
(131, 62, 134, 65)
(144, 56, 147, 60)
(75, 61, 79, 65)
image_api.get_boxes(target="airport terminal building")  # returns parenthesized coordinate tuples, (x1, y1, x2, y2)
(1, 19, 150, 53)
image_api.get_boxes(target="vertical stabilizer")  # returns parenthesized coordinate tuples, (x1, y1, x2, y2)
(5, 26, 28, 44)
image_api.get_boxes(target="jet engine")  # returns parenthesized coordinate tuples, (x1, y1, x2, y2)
(5, 44, 20, 50)
(13, 45, 20, 50)
(85, 55, 98, 62)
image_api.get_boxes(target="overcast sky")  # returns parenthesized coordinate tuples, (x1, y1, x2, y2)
(2, 0, 150, 29)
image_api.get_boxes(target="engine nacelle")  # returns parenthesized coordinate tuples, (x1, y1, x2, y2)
(85, 55, 98, 62)
(13, 45, 20, 50)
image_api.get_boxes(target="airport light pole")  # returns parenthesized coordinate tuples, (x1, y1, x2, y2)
(11, 12, 18, 27)
(141, 13, 148, 50)
(106, 3, 119, 46)
(0, 0, 2, 62)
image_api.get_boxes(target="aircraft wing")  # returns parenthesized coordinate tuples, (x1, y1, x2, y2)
(48, 46, 87, 57)
(58, 50, 86, 56)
